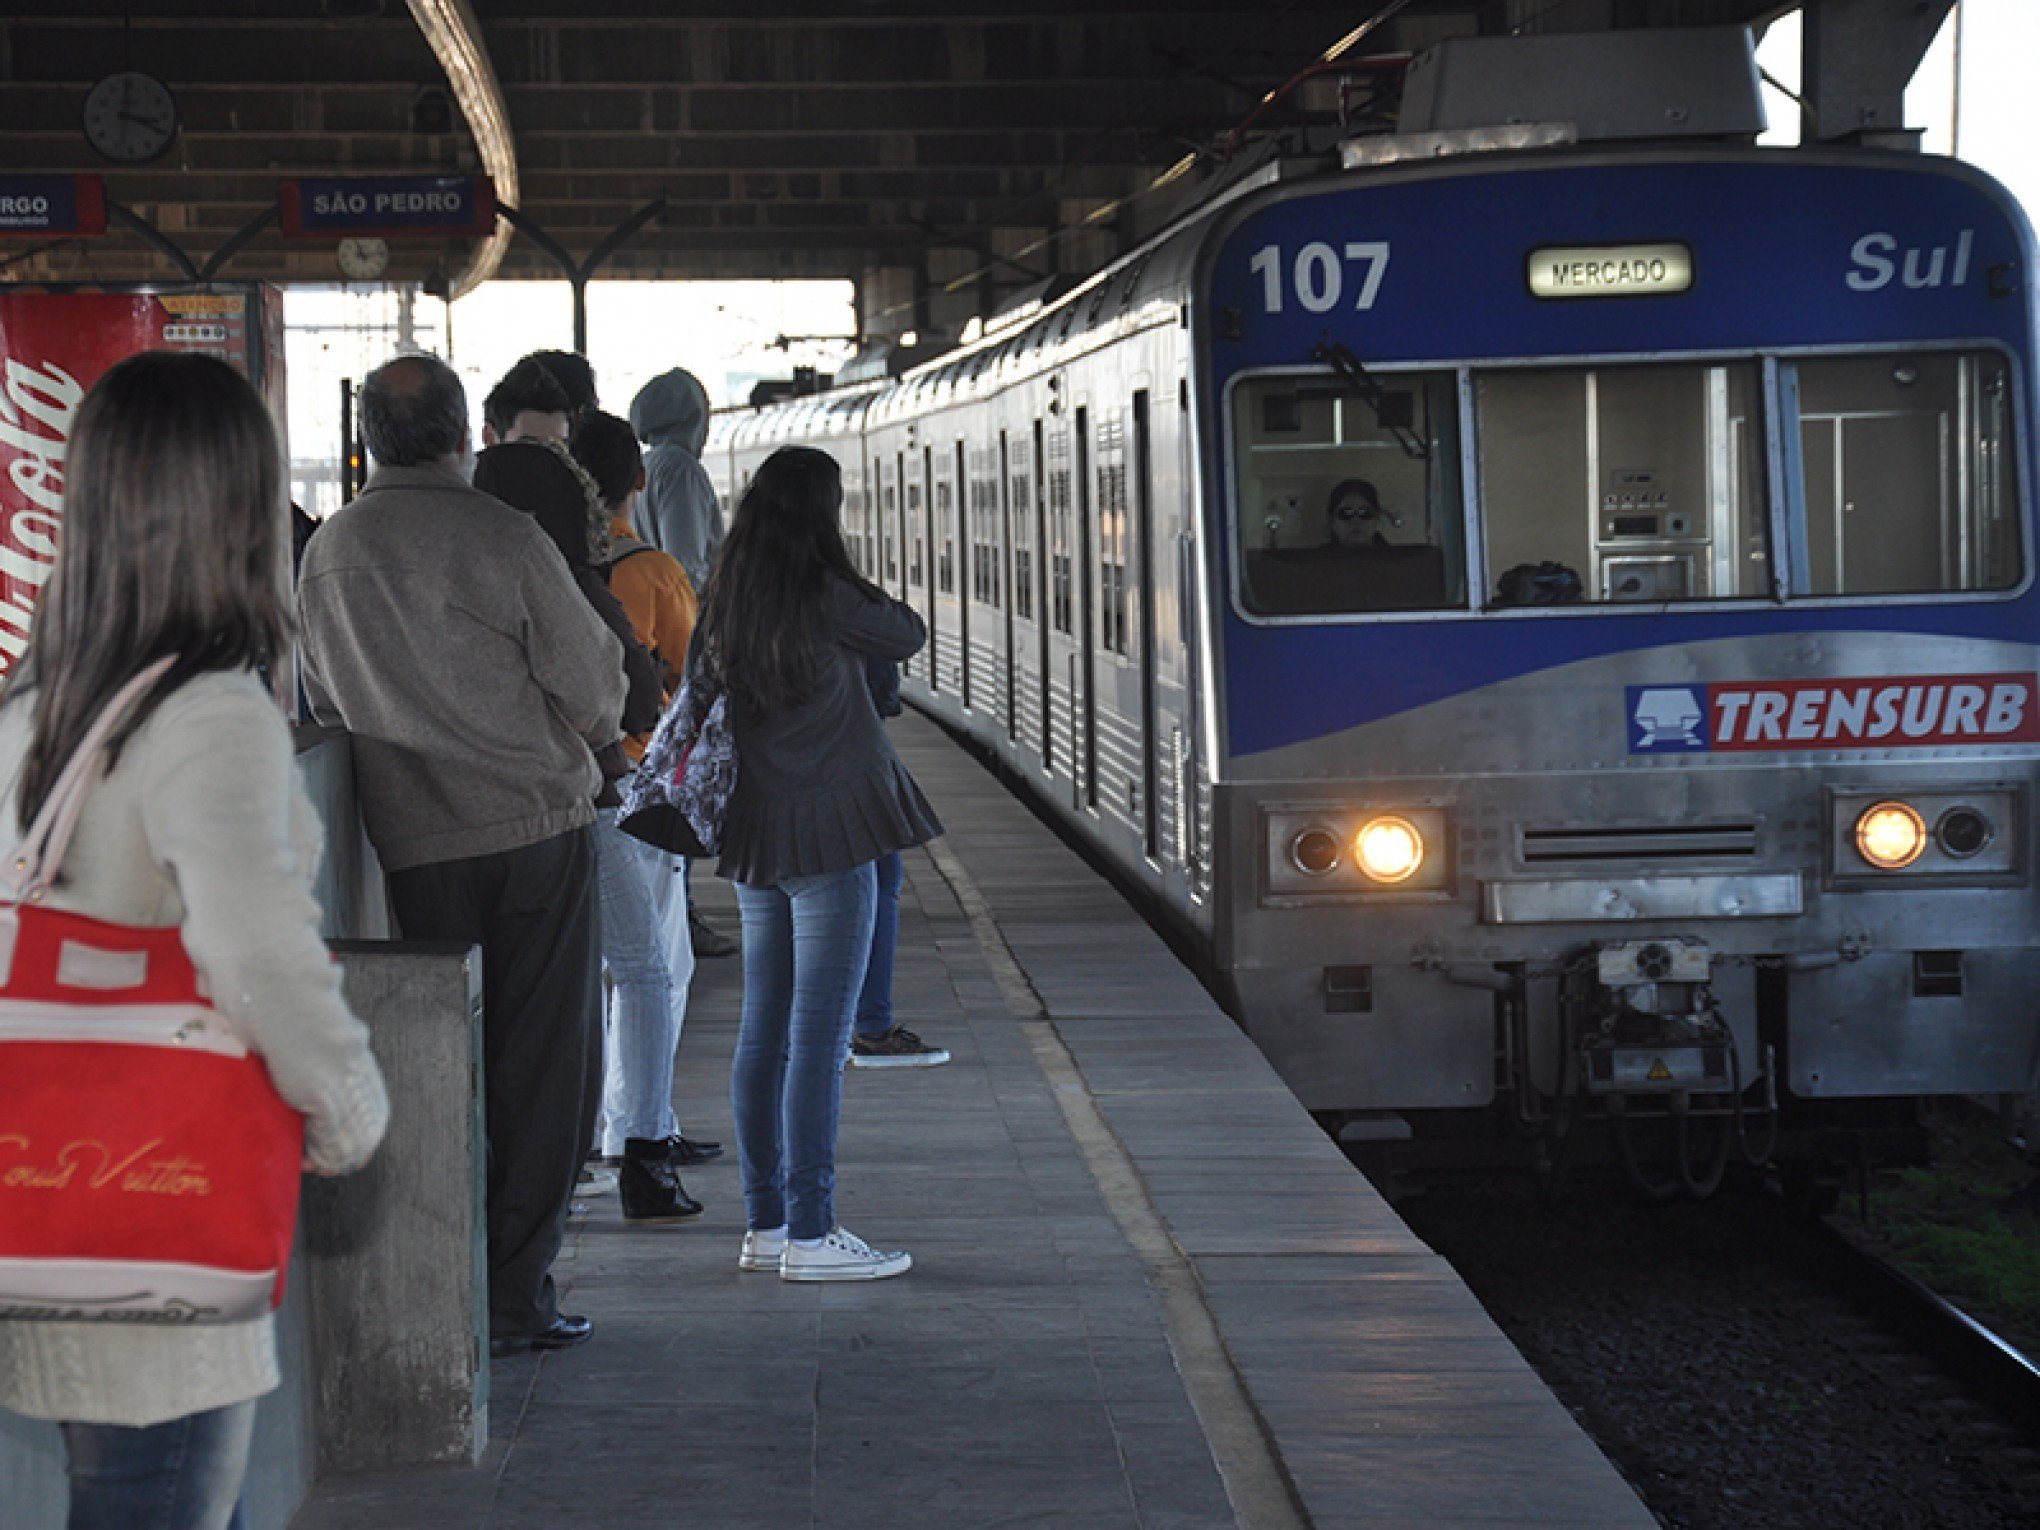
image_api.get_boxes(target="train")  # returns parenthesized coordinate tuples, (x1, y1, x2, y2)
(703, 30, 2040, 1196)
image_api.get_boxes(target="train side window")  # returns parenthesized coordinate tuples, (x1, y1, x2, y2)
(971, 446, 1002, 609)
(935, 466, 956, 595)
(1010, 441, 1036, 623)
(1476, 361, 1768, 606)
(1788, 349, 2021, 596)
(1232, 371, 1466, 617)
(1048, 427, 1075, 635)
(1097, 414, 1130, 654)
(843, 478, 864, 574)
(880, 469, 900, 586)
(906, 469, 925, 588)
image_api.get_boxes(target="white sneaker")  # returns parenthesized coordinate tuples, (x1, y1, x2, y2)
(779, 1226, 912, 1282)
(739, 1226, 787, 1272)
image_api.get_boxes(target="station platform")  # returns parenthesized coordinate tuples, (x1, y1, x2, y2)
(298, 714, 1652, 1529)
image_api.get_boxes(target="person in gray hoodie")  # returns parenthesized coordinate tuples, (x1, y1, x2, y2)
(629, 367, 739, 959)
(628, 368, 725, 595)
(628, 369, 726, 595)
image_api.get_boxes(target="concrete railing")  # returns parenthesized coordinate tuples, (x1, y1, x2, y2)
(1, 730, 489, 1529)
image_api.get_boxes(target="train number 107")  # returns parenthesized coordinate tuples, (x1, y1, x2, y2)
(1248, 241, 1391, 313)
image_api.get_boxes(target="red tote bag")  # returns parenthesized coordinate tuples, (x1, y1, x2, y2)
(0, 661, 305, 1324)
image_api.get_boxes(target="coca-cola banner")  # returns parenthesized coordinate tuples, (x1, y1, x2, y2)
(0, 288, 271, 678)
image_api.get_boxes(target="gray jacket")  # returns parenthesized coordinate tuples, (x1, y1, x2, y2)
(298, 462, 626, 872)
(628, 369, 724, 592)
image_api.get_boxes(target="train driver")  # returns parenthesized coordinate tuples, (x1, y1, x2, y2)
(1325, 478, 1402, 550)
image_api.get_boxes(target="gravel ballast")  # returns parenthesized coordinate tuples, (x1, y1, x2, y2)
(1396, 1180, 2040, 1529)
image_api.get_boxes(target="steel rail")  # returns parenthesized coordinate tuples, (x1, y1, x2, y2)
(1812, 1214, 2040, 1433)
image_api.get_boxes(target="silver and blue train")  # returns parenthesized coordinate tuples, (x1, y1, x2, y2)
(705, 58, 2040, 1191)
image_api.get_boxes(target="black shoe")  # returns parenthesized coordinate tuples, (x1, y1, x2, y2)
(668, 1134, 724, 1165)
(689, 910, 738, 959)
(849, 1026, 952, 1069)
(490, 1314, 591, 1357)
(620, 1139, 705, 1224)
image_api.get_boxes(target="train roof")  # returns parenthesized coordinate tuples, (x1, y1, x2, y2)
(713, 133, 2026, 447)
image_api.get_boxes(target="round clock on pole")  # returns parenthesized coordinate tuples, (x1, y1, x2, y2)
(81, 71, 180, 165)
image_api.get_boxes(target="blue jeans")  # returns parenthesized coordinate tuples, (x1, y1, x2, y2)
(62, 1398, 256, 1530)
(595, 809, 695, 1150)
(853, 851, 904, 1040)
(731, 862, 878, 1239)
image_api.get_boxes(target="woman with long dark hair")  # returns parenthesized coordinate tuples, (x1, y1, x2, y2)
(0, 352, 388, 1527)
(693, 445, 938, 1281)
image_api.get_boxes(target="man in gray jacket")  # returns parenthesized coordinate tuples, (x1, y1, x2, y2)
(298, 353, 626, 1357)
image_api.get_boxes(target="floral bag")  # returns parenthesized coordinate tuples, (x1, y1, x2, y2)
(619, 673, 737, 859)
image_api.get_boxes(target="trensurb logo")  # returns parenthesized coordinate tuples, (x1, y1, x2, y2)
(1630, 687, 1709, 751)
(1628, 675, 2040, 754)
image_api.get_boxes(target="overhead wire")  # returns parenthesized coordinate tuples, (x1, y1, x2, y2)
(1224, 0, 1419, 153)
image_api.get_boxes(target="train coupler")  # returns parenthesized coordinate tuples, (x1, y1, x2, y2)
(1576, 938, 1732, 1096)
(1556, 938, 1778, 1200)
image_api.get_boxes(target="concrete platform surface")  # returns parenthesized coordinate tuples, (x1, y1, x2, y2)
(296, 714, 1651, 1529)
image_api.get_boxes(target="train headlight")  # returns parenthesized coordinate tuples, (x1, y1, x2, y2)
(1854, 802, 1927, 870)
(1290, 829, 1341, 876)
(1935, 806, 1993, 859)
(1355, 816, 1425, 884)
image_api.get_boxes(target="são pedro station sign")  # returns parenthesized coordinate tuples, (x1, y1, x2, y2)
(277, 174, 496, 239)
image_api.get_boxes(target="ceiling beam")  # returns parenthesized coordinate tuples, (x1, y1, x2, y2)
(401, 0, 517, 296)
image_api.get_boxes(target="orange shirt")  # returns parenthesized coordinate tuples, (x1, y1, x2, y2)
(607, 514, 697, 755)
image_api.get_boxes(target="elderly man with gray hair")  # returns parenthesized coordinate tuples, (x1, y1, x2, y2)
(297, 353, 626, 1358)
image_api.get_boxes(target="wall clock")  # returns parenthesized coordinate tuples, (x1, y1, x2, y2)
(82, 71, 179, 165)
(337, 237, 391, 281)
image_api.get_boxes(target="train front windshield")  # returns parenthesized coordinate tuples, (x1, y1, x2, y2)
(1233, 348, 2022, 617)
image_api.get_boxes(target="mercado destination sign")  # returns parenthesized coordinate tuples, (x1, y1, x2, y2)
(279, 175, 496, 239)
(1527, 242, 1693, 300)
(0, 175, 107, 239)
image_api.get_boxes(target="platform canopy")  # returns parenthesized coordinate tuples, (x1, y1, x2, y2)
(0, 2, 1928, 333)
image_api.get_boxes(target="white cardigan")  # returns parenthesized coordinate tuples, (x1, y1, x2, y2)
(0, 669, 389, 1427)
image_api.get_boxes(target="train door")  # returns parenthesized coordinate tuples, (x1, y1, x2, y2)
(1000, 430, 1019, 744)
(1133, 389, 1160, 863)
(878, 455, 901, 599)
(973, 440, 1005, 736)
(1175, 375, 1205, 896)
(952, 440, 972, 710)
(1033, 417, 1053, 772)
(1076, 404, 1098, 811)
(1044, 417, 1078, 803)
(1090, 403, 1139, 841)
(905, 448, 931, 689)
(928, 444, 954, 702)
(842, 445, 869, 580)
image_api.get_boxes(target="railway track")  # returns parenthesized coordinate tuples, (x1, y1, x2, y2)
(1809, 1213, 2040, 1436)
(1385, 1173, 2040, 1528)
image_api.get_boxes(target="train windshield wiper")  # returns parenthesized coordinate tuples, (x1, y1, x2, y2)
(1312, 339, 1432, 461)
